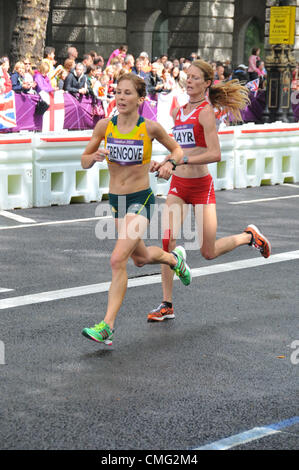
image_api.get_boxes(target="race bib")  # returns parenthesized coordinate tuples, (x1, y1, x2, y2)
(173, 124, 195, 148)
(106, 137, 144, 165)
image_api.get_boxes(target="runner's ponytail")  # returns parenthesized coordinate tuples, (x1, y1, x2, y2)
(209, 80, 250, 122)
(191, 60, 250, 122)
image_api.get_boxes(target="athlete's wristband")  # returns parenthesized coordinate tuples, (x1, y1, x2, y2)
(166, 158, 177, 170)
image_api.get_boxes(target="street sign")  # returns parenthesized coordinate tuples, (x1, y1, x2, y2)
(269, 6, 296, 45)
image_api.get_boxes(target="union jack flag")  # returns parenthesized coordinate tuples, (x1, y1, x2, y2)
(246, 78, 260, 97)
(0, 90, 17, 129)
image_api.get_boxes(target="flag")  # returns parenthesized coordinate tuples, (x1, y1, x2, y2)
(0, 90, 17, 129)
(157, 91, 189, 133)
(139, 98, 157, 121)
(107, 98, 118, 118)
(157, 92, 179, 133)
(214, 108, 228, 131)
(169, 94, 179, 117)
(40, 90, 65, 132)
(246, 78, 260, 97)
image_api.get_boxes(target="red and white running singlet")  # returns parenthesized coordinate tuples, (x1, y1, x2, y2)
(169, 101, 216, 205)
(172, 101, 209, 149)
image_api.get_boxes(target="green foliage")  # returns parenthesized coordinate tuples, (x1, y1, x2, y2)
(244, 18, 265, 63)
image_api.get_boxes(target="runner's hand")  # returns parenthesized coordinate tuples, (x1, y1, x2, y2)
(150, 160, 161, 173)
(94, 148, 109, 162)
(157, 160, 173, 180)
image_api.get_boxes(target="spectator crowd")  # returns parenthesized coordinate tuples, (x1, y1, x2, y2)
(1, 44, 298, 118)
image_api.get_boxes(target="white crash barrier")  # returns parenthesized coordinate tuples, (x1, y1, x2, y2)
(0, 122, 298, 210)
(0, 134, 33, 210)
(32, 131, 99, 206)
(234, 122, 299, 188)
(209, 129, 235, 190)
(32, 134, 172, 206)
(151, 140, 172, 196)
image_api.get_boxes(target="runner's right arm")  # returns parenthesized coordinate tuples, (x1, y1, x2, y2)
(81, 118, 110, 169)
(146, 119, 183, 180)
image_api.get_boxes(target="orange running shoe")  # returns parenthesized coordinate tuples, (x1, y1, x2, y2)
(147, 302, 175, 322)
(244, 224, 271, 258)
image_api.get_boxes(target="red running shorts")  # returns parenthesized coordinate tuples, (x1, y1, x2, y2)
(168, 173, 216, 205)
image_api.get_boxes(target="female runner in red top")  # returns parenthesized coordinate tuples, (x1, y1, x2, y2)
(148, 59, 271, 322)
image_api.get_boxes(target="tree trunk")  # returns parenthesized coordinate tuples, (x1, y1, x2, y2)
(9, 0, 50, 68)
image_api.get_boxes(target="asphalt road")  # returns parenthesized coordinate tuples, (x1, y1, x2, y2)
(0, 183, 298, 452)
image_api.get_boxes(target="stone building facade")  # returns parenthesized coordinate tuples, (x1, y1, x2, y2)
(1, 0, 298, 65)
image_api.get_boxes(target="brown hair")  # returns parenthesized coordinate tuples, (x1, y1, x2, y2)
(191, 60, 250, 121)
(64, 58, 75, 72)
(117, 72, 147, 98)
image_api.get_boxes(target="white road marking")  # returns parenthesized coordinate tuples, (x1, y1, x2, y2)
(229, 194, 299, 204)
(196, 426, 278, 450)
(0, 250, 298, 310)
(0, 215, 112, 230)
(0, 210, 36, 223)
(0, 287, 14, 293)
(194, 416, 299, 450)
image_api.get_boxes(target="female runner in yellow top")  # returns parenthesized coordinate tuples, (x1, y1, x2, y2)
(81, 73, 192, 345)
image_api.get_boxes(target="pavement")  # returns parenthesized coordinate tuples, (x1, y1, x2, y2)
(0, 182, 298, 451)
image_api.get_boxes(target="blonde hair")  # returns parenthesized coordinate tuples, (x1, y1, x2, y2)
(191, 60, 250, 122)
(14, 61, 25, 72)
(104, 65, 114, 76)
(39, 61, 50, 75)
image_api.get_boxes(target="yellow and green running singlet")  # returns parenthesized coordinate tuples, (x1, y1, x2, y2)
(104, 115, 152, 166)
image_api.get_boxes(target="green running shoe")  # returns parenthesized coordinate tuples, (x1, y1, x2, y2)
(171, 245, 192, 286)
(82, 321, 114, 345)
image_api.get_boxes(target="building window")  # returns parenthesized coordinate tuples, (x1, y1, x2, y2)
(152, 14, 168, 59)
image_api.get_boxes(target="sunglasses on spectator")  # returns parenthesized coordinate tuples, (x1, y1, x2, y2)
(24, 62, 31, 65)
